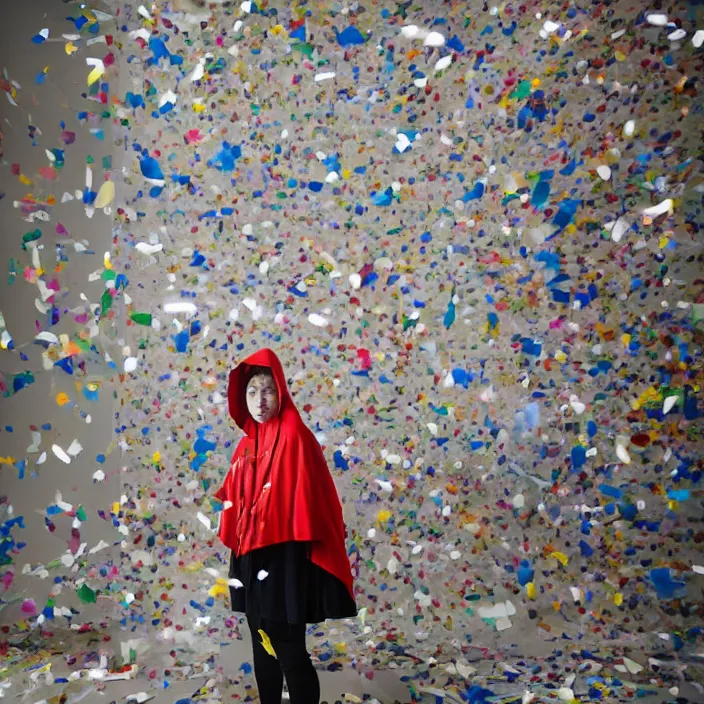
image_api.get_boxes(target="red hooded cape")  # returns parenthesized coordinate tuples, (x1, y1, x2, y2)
(215, 349, 354, 601)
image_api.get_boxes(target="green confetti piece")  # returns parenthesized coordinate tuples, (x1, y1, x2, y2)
(102, 155, 112, 169)
(77, 584, 96, 603)
(130, 312, 153, 326)
(100, 290, 113, 316)
(21, 229, 42, 250)
(86, 155, 94, 164)
(509, 80, 532, 100)
(76, 505, 87, 521)
(291, 42, 314, 58)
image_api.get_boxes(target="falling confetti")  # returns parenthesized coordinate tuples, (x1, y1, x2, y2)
(2, 0, 704, 702)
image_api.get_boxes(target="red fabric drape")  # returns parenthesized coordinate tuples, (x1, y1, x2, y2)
(215, 348, 354, 600)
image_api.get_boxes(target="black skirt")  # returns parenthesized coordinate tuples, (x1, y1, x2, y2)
(228, 541, 357, 625)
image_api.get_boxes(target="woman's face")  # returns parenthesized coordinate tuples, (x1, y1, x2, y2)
(246, 373, 279, 423)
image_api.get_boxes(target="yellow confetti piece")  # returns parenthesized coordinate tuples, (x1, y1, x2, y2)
(526, 582, 536, 599)
(0, 456, 17, 465)
(376, 509, 392, 525)
(208, 577, 230, 598)
(94, 180, 115, 208)
(56, 392, 71, 406)
(550, 551, 569, 567)
(104, 252, 113, 270)
(621, 333, 631, 347)
(65, 42, 78, 55)
(659, 236, 670, 249)
(112, 502, 121, 514)
(554, 350, 567, 362)
(87, 66, 104, 86)
(152, 451, 161, 463)
(614, 592, 623, 606)
(258, 629, 277, 658)
(614, 50, 626, 62)
(19, 174, 33, 185)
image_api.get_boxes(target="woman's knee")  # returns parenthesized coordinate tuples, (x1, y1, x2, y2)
(275, 641, 314, 671)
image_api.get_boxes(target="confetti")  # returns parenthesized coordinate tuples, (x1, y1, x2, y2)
(4, 0, 704, 701)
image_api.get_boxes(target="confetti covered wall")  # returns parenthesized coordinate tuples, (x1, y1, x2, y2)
(2, 0, 704, 701)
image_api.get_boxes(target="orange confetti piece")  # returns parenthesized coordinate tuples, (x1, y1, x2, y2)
(56, 392, 71, 406)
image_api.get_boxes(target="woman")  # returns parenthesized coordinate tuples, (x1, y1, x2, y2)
(214, 348, 357, 704)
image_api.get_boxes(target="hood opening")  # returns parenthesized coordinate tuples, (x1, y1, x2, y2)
(228, 349, 292, 432)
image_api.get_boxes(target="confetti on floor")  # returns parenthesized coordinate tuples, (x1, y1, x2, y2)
(1, 0, 704, 702)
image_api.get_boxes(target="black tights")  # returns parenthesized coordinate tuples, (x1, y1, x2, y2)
(246, 610, 320, 704)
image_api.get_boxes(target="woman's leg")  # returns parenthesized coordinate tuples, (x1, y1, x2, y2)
(268, 623, 320, 704)
(246, 611, 284, 704)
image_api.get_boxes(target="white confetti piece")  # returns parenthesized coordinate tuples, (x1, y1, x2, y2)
(52, 445, 71, 464)
(693, 30, 704, 48)
(164, 301, 197, 314)
(615, 444, 631, 465)
(642, 198, 673, 218)
(135, 242, 163, 255)
(395, 133, 411, 153)
(667, 28, 686, 41)
(569, 395, 586, 415)
(159, 90, 178, 108)
(314, 72, 336, 82)
(423, 31, 445, 47)
(257, 569, 269, 581)
(124, 357, 138, 373)
(623, 657, 644, 674)
(400, 25, 419, 39)
(228, 578, 244, 588)
(196, 512, 212, 530)
(434, 55, 452, 72)
(610, 217, 630, 243)
(308, 313, 329, 327)
(596, 165, 611, 181)
(189, 60, 205, 82)
(663, 395, 678, 414)
(67, 439, 83, 457)
(645, 13, 668, 26)
(375, 479, 393, 493)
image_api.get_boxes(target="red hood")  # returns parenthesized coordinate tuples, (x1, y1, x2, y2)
(228, 348, 296, 435)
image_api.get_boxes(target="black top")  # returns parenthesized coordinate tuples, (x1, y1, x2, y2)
(228, 541, 357, 625)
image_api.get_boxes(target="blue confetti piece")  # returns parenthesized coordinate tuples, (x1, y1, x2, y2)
(372, 188, 393, 206)
(336, 26, 366, 47)
(531, 180, 550, 208)
(462, 179, 486, 202)
(208, 142, 242, 171)
(649, 567, 686, 600)
(443, 299, 456, 329)
(571, 445, 586, 470)
(173, 330, 189, 353)
(446, 34, 465, 52)
(139, 155, 164, 181)
(125, 92, 145, 109)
